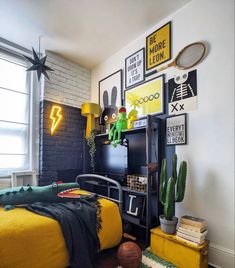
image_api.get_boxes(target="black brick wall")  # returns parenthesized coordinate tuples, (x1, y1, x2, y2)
(39, 100, 86, 185)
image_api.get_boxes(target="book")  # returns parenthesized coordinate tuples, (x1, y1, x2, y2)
(176, 235, 204, 246)
(178, 227, 208, 238)
(180, 215, 207, 228)
(179, 223, 207, 233)
(176, 231, 205, 244)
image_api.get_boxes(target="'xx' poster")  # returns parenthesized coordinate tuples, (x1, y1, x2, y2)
(168, 69, 197, 115)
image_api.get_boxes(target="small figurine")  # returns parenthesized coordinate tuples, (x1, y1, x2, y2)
(126, 93, 139, 129)
(108, 107, 127, 147)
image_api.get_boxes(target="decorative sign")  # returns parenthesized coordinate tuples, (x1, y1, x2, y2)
(125, 48, 145, 89)
(146, 21, 171, 70)
(166, 114, 187, 145)
(125, 193, 144, 217)
(168, 69, 197, 115)
(125, 75, 164, 118)
(133, 118, 147, 129)
(50, 105, 62, 135)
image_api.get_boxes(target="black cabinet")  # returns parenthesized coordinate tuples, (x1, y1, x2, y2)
(83, 114, 164, 245)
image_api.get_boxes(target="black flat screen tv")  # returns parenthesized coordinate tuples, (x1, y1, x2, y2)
(95, 141, 128, 181)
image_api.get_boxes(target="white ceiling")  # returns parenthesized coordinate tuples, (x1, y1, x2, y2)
(0, 0, 191, 69)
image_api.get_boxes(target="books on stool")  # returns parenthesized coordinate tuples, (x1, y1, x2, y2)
(176, 215, 208, 245)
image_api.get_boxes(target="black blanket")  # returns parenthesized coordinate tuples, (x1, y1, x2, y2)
(23, 194, 101, 268)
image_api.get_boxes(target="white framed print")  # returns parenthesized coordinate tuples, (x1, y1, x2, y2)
(166, 114, 187, 145)
(125, 48, 145, 89)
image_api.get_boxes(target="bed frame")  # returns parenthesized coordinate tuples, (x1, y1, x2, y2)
(75, 174, 123, 214)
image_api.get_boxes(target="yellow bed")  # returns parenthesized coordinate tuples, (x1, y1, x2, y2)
(0, 189, 122, 268)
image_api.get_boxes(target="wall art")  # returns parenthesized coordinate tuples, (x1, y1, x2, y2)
(166, 114, 187, 145)
(146, 21, 171, 71)
(99, 70, 122, 125)
(125, 48, 145, 89)
(168, 69, 197, 115)
(125, 75, 164, 118)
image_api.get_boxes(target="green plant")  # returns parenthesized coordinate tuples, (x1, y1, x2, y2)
(86, 130, 96, 172)
(159, 154, 187, 220)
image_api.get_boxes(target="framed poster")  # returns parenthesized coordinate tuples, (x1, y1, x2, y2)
(124, 75, 164, 118)
(168, 69, 197, 115)
(146, 21, 171, 71)
(166, 114, 187, 145)
(99, 70, 123, 124)
(125, 48, 145, 89)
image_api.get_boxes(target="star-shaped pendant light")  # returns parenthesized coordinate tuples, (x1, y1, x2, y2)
(24, 48, 54, 81)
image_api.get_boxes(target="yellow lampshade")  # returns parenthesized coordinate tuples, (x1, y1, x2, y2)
(81, 103, 101, 138)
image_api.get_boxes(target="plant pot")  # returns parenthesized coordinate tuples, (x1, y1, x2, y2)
(159, 215, 178, 235)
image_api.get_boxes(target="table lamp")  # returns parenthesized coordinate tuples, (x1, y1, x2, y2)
(81, 103, 100, 138)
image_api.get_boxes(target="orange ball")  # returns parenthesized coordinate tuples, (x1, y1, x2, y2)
(117, 242, 142, 268)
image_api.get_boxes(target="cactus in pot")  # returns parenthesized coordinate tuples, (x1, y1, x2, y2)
(159, 154, 187, 234)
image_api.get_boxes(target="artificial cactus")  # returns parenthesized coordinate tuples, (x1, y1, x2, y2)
(159, 154, 187, 220)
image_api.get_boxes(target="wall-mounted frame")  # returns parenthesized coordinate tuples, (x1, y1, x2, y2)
(146, 21, 171, 71)
(125, 48, 145, 89)
(99, 69, 123, 111)
(166, 113, 187, 145)
(124, 75, 164, 118)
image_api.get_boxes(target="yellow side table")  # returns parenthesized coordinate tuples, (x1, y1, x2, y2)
(150, 227, 208, 268)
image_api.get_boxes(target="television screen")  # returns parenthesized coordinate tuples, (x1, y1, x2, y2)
(95, 141, 128, 180)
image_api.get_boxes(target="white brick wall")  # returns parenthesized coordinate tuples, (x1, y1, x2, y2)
(43, 51, 91, 108)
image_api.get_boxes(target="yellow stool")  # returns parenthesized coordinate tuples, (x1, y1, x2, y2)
(150, 227, 208, 268)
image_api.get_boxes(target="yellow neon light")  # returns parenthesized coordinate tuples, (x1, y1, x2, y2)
(50, 105, 62, 135)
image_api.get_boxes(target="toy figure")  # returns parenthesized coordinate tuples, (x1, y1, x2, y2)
(100, 87, 118, 125)
(126, 93, 139, 129)
(108, 107, 127, 147)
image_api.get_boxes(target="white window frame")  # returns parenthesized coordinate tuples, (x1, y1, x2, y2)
(0, 38, 40, 177)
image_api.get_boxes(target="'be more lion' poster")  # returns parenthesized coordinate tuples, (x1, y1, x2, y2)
(146, 21, 171, 70)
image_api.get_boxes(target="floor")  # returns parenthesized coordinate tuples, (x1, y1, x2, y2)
(95, 246, 119, 268)
(95, 238, 145, 268)
(95, 242, 215, 268)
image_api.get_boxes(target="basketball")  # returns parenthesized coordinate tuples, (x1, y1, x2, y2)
(117, 242, 142, 268)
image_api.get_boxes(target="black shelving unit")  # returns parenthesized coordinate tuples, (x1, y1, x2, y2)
(83, 114, 164, 245)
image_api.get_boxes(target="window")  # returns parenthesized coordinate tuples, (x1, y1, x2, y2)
(0, 48, 34, 175)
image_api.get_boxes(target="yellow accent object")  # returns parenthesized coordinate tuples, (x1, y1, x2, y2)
(81, 103, 100, 138)
(150, 227, 209, 268)
(146, 22, 171, 70)
(0, 190, 122, 268)
(50, 105, 62, 135)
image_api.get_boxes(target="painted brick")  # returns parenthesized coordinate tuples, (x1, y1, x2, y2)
(43, 51, 91, 108)
(39, 100, 86, 185)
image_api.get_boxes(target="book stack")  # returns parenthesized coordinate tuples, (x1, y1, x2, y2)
(176, 215, 208, 245)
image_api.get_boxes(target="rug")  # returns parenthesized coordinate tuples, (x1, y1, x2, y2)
(140, 249, 177, 268)
(117, 248, 177, 268)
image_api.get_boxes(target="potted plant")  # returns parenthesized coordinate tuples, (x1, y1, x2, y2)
(159, 154, 187, 234)
(86, 130, 96, 173)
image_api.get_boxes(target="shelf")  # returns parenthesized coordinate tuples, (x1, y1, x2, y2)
(96, 126, 148, 137)
(122, 213, 147, 228)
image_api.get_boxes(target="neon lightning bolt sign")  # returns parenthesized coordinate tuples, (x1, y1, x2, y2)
(50, 105, 62, 135)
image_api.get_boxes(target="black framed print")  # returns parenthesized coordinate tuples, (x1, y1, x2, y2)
(99, 70, 123, 110)
(146, 21, 172, 71)
(166, 113, 187, 145)
(125, 75, 164, 118)
(125, 48, 145, 89)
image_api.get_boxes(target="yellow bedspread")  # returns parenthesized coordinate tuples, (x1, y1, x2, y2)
(0, 189, 122, 268)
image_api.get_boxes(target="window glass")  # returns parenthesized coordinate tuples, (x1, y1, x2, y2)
(0, 155, 28, 170)
(0, 122, 29, 154)
(0, 88, 29, 123)
(0, 51, 30, 175)
(0, 58, 28, 93)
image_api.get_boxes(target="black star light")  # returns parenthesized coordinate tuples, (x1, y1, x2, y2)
(24, 48, 54, 81)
